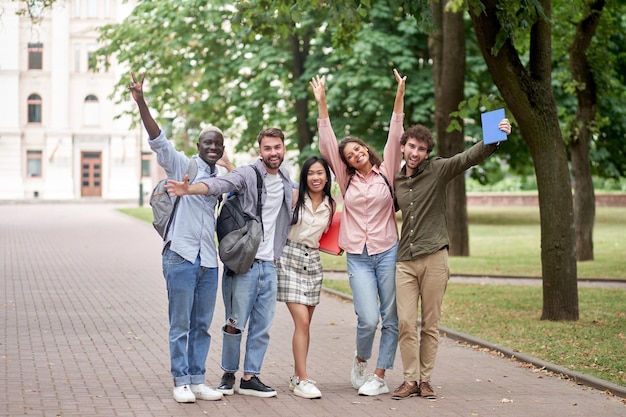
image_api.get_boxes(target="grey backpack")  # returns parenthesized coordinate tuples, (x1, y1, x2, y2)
(149, 159, 198, 239)
(216, 166, 263, 274)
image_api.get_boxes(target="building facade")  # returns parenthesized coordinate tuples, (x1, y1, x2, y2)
(0, 0, 152, 202)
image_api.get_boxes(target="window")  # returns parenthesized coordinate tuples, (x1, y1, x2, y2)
(141, 152, 152, 177)
(28, 93, 42, 123)
(75, 0, 81, 17)
(27, 150, 43, 177)
(87, 0, 98, 18)
(87, 43, 97, 71)
(83, 95, 99, 126)
(28, 43, 43, 70)
(74, 43, 81, 71)
(87, 51, 96, 71)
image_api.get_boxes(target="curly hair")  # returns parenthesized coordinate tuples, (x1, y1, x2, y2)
(400, 125, 435, 153)
(338, 136, 382, 177)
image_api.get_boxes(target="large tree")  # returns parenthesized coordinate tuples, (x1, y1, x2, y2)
(429, 0, 469, 256)
(568, 0, 605, 261)
(552, 0, 626, 262)
(467, 0, 578, 320)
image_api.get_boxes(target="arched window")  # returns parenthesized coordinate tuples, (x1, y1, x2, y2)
(84, 94, 99, 126)
(27, 93, 42, 123)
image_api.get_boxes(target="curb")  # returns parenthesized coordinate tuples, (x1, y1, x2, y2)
(321, 287, 626, 399)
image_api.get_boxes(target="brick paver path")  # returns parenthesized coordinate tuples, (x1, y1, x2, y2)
(2, 204, 624, 416)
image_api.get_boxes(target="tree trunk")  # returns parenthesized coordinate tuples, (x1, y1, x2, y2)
(289, 31, 315, 153)
(469, 0, 579, 321)
(569, 0, 605, 261)
(429, 0, 468, 256)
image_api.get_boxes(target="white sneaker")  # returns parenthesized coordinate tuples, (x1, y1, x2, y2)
(289, 375, 299, 391)
(173, 384, 196, 403)
(358, 374, 389, 396)
(351, 352, 367, 389)
(294, 379, 322, 399)
(190, 383, 223, 401)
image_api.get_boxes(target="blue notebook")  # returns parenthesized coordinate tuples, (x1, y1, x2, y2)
(481, 108, 507, 145)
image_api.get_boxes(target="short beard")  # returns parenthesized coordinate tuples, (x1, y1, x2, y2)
(263, 157, 283, 170)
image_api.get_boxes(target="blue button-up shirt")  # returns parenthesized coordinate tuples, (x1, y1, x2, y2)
(149, 131, 220, 268)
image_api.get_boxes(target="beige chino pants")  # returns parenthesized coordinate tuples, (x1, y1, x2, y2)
(396, 248, 450, 382)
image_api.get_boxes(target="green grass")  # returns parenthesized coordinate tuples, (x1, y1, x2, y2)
(448, 206, 626, 278)
(120, 205, 626, 386)
(321, 206, 626, 279)
(119, 207, 153, 223)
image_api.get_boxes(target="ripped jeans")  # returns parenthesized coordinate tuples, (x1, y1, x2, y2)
(220, 260, 277, 375)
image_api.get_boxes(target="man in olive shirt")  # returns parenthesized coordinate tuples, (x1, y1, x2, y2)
(392, 120, 511, 400)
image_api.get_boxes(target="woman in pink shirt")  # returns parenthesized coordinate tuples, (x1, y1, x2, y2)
(310, 70, 406, 396)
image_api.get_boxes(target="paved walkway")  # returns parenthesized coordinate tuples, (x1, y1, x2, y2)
(1, 203, 624, 417)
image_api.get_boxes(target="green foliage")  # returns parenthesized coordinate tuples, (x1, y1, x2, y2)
(97, 1, 236, 145)
(551, 0, 626, 179)
(317, 2, 434, 154)
(96, 0, 624, 182)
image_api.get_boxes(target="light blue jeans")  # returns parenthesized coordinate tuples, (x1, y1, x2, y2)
(347, 242, 398, 370)
(162, 248, 219, 386)
(221, 260, 277, 375)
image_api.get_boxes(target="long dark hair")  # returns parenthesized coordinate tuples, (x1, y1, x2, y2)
(292, 156, 336, 229)
(338, 136, 382, 177)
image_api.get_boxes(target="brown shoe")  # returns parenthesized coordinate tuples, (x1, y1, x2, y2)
(419, 381, 436, 399)
(391, 381, 419, 400)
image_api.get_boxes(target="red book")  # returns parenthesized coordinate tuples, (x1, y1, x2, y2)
(319, 211, 343, 256)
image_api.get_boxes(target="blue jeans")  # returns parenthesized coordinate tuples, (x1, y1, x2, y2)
(221, 260, 277, 375)
(347, 242, 398, 370)
(162, 248, 218, 386)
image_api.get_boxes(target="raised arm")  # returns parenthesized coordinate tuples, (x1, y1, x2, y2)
(392, 68, 406, 115)
(381, 69, 406, 178)
(164, 176, 209, 196)
(311, 75, 349, 191)
(310, 75, 329, 119)
(128, 72, 161, 140)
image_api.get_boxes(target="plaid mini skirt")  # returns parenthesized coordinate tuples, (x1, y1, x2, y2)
(276, 240, 324, 305)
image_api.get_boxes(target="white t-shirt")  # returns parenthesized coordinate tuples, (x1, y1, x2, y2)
(255, 173, 283, 261)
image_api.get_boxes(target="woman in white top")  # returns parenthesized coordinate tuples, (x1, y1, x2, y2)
(276, 156, 336, 399)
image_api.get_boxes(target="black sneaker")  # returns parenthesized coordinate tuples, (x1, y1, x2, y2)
(217, 372, 235, 396)
(238, 375, 277, 398)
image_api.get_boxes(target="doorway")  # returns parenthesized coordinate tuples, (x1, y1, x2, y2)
(80, 151, 102, 197)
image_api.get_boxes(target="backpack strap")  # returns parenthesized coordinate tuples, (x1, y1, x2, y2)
(251, 165, 264, 236)
(163, 159, 198, 241)
(346, 171, 398, 212)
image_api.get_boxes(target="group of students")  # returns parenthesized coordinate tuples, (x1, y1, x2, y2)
(128, 68, 511, 404)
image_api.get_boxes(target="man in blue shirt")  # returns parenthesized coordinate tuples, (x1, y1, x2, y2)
(129, 72, 225, 403)
(165, 128, 294, 398)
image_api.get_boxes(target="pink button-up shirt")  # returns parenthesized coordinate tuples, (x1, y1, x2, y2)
(318, 113, 404, 255)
